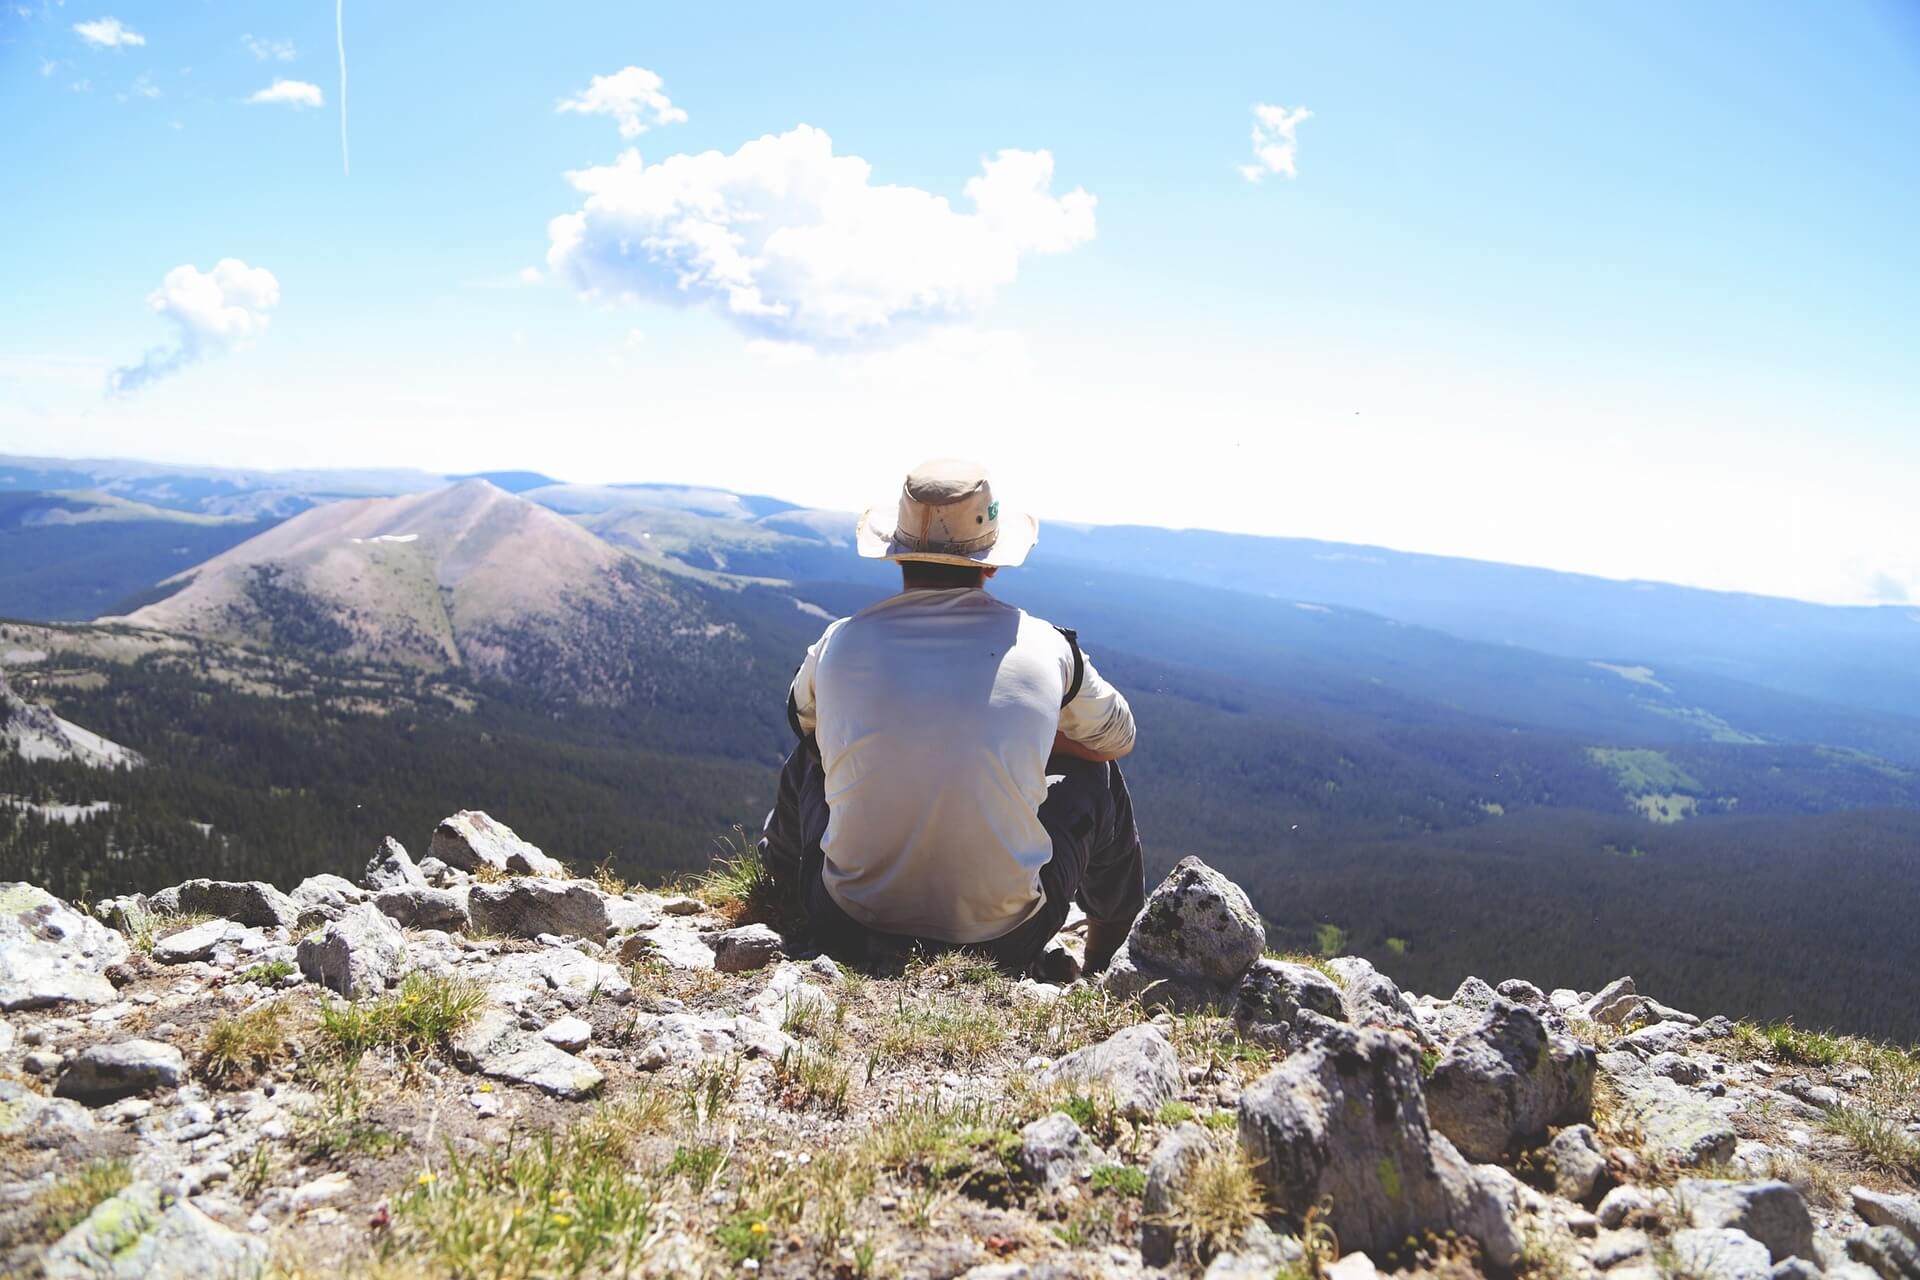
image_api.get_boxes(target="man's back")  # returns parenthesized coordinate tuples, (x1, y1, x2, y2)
(793, 587, 1130, 943)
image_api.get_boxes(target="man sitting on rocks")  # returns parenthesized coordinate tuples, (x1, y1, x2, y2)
(759, 459, 1145, 977)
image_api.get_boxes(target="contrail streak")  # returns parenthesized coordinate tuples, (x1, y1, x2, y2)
(336, 0, 350, 175)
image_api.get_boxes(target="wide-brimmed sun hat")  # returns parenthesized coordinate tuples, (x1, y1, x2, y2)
(855, 458, 1038, 568)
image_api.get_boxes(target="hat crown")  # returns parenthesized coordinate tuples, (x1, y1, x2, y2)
(896, 458, 998, 555)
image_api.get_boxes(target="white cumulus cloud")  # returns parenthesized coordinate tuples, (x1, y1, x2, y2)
(248, 78, 324, 108)
(74, 16, 144, 48)
(242, 34, 297, 62)
(556, 66, 687, 138)
(1239, 102, 1312, 182)
(107, 259, 281, 396)
(546, 125, 1096, 347)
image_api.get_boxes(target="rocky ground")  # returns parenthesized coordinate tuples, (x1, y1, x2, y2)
(2, 811, 1917, 1280)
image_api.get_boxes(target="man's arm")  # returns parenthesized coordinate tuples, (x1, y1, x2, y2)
(1056, 645, 1136, 761)
(788, 618, 844, 736)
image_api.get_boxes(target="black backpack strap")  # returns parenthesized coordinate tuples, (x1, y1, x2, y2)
(786, 664, 806, 739)
(1056, 626, 1084, 708)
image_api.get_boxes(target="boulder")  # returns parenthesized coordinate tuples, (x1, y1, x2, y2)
(1424, 999, 1596, 1162)
(1234, 1025, 1521, 1267)
(373, 884, 470, 931)
(290, 874, 366, 924)
(365, 836, 428, 890)
(1327, 955, 1431, 1045)
(54, 1039, 187, 1103)
(150, 917, 242, 964)
(541, 1016, 592, 1053)
(1598, 1184, 1658, 1229)
(1854, 1187, 1920, 1246)
(1583, 977, 1650, 1027)
(1679, 1180, 1815, 1264)
(297, 902, 406, 998)
(1669, 1228, 1774, 1280)
(1496, 978, 1547, 1007)
(1848, 1226, 1920, 1280)
(148, 878, 300, 929)
(43, 1181, 267, 1280)
(0, 1077, 96, 1145)
(1549, 1123, 1609, 1204)
(490, 947, 632, 1008)
(468, 879, 610, 940)
(1018, 1111, 1095, 1191)
(450, 1006, 603, 1098)
(0, 882, 129, 1009)
(1124, 857, 1264, 983)
(607, 895, 663, 933)
(1142, 1121, 1214, 1266)
(1040, 1024, 1182, 1120)
(1599, 1050, 1738, 1167)
(709, 923, 785, 973)
(429, 810, 564, 877)
(1230, 958, 1349, 1051)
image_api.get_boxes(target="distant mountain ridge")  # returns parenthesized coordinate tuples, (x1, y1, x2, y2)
(110, 480, 737, 707)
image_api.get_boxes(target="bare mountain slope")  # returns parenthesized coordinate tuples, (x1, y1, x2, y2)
(0, 670, 141, 767)
(109, 481, 734, 705)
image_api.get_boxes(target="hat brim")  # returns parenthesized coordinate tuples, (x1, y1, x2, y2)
(855, 507, 1038, 568)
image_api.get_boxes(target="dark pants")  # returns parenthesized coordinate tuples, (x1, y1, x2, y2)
(758, 737, 1146, 974)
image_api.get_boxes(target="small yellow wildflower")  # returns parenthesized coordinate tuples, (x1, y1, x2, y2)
(415, 1171, 438, 1186)
(552, 1212, 574, 1226)
(750, 1221, 768, 1236)
(477, 1082, 494, 1093)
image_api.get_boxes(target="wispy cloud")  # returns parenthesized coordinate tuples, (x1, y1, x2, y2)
(547, 125, 1095, 348)
(242, 33, 297, 62)
(39, 58, 58, 78)
(1239, 102, 1312, 182)
(73, 17, 144, 48)
(247, 79, 324, 109)
(108, 259, 281, 396)
(557, 66, 686, 138)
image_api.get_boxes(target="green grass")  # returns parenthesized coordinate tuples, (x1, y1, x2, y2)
(1384, 936, 1409, 956)
(1091, 1164, 1148, 1196)
(199, 999, 295, 1085)
(1314, 923, 1348, 958)
(395, 1106, 659, 1279)
(1587, 746, 1704, 797)
(314, 972, 485, 1063)
(772, 1047, 851, 1114)
(874, 992, 1008, 1064)
(238, 959, 296, 985)
(33, 1159, 131, 1243)
(1820, 1104, 1920, 1180)
(295, 1070, 407, 1161)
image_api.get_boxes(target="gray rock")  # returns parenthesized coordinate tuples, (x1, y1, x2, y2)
(430, 810, 564, 877)
(450, 1006, 603, 1098)
(149, 878, 299, 929)
(1549, 1123, 1609, 1204)
(709, 923, 785, 973)
(606, 895, 663, 933)
(0, 882, 128, 1009)
(416, 855, 461, 888)
(43, 1181, 267, 1280)
(365, 836, 428, 890)
(1121, 856, 1264, 986)
(1497, 978, 1547, 1006)
(1583, 977, 1650, 1027)
(1593, 1229, 1651, 1269)
(541, 1016, 592, 1052)
(1100, 942, 1226, 1011)
(1597, 1184, 1657, 1229)
(490, 947, 632, 1008)
(1452, 975, 1499, 1011)
(296, 902, 406, 998)
(150, 917, 239, 964)
(290, 873, 366, 924)
(373, 884, 469, 931)
(1670, 1228, 1774, 1280)
(1620, 1021, 1696, 1057)
(1040, 1024, 1182, 1120)
(1848, 1226, 1920, 1280)
(1231, 958, 1349, 1050)
(1679, 1180, 1815, 1263)
(1018, 1111, 1094, 1191)
(1326, 955, 1432, 1045)
(1142, 1121, 1215, 1266)
(1425, 999, 1596, 1162)
(1234, 1024, 1521, 1267)
(0, 1077, 95, 1144)
(1650, 1051, 1707, 1084)
(1599, 1050, 1738, 1167)
(1770, 1261, 1823, 1280)
(1854, 1187, 1920, 1246)
(54, 1039, 187, 1103)
(468, 879, 610, 940)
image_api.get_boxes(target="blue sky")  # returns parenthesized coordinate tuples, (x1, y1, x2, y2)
(2, 1, 1917, 605)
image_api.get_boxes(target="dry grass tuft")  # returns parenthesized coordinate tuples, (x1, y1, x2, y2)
(200, 999, 298, 1085)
